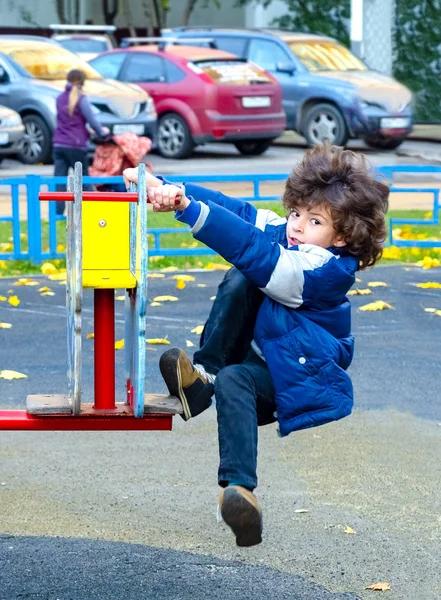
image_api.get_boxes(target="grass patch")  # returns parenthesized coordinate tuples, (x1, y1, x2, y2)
(1, 204, 440, 276)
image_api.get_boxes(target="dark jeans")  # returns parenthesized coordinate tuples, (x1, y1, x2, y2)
(194, 267, 276, 490)
(53, 146, 91, 215)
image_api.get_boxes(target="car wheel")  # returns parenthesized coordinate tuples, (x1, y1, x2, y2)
(18, 114, 52, 164)
(363, 135, 406, 150)
(303, 103, 348, 147)
(234, 140, 272, 156)
(157, 113, 194, 159)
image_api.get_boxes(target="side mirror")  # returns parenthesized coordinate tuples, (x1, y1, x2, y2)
(276, 62, 296, 75)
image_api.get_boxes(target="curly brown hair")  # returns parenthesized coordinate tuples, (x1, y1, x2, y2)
(282, 143, 389, 269)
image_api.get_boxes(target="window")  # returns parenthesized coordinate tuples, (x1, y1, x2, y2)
(89, 53, 126, 79)
(58, 39, 109, 54)
(195, 60, 272, 85)
(3, 43, 102, 80)
(213, 36, 247, 57)
(248, 39, 291, 72)
(123, 54, 164, 83)
(164, 59, 186, 83)
(288, 40, 367, 72)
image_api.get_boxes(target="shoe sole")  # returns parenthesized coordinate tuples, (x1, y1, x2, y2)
(221, 487, 262, 547)
(159, 348, 192, 421)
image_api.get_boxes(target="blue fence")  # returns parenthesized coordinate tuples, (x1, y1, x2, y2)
(1, 167, 440, 263)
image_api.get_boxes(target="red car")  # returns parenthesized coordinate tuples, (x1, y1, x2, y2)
(89, 42, 286, 159)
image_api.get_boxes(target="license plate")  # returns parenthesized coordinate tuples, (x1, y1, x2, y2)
(0, 132, 9, 145)
(380, 117, 410, 129)
(112, 124, 145, 135)
(241, 96, 271, 108)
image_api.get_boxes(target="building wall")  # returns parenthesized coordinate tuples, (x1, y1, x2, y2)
(0, 0, 285, 30)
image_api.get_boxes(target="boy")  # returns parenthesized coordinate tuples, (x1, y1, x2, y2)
(123, 144, 389, 548)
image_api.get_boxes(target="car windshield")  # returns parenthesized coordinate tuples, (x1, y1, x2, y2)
(58, 39, 109, 54)
(288, 40, 367, 72)
(194, 59, 272, 85)
(0, 43, 102, 80)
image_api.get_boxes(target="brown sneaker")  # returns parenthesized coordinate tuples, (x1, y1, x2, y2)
(159, 348, 214, 421)
(219, 486, 263, 547)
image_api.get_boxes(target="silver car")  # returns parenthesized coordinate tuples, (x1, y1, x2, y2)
(0, 105, 24, 164)
(0, 36, 157, 164)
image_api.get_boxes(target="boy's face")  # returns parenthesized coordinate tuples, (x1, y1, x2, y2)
(286, 204, 346, 250)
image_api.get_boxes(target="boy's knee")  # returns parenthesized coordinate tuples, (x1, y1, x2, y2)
(214, 365, 251, 399)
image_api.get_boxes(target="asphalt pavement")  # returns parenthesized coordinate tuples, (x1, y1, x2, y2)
(0, 264, 440, 600)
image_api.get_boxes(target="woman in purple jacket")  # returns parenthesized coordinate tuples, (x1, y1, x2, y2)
(52, 69, 109, 215)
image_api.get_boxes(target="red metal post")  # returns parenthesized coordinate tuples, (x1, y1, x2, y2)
(94, 289, 115, 410)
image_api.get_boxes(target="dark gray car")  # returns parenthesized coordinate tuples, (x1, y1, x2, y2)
(0, 36, 157, 164)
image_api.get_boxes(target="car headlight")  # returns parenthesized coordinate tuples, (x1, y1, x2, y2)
(1, 114, 22, 127)
(145, 98, 157, 118)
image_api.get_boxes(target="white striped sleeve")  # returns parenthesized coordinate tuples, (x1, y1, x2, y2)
(260, 244, 334, 308)
(255, 209, 287, 231)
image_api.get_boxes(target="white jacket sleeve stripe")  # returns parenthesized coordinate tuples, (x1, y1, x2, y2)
(255, 209, 287, 231)
(261, 244, 334, 308)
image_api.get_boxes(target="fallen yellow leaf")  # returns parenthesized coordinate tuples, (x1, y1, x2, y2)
(115, 295, 125, 301)
(0, 322, 12, 328)
(0, 242, 13, 251)
(205, 262, 230, 271)
(186, 340, 195, 347)
(416, 256, 441, 269)
(148, 273, 165, 278)
(146, 338, 170, 345)
(153, 295, 179, 302)
(344, 526, 356, 534)
(13, 278, 39, 286)
(435, 310, 441, 316)
(355, 277, 362, 283)
(197, 284, 207, 288)
(176, 279, 186, 290)
(424, 308, 437, 313)
(115, 339, 125, 350)
(48, 272, 67, 281)
(40, 291, 55, 297)
(210, 295, 217, 300)
(38, 286, 52, 293)
(0, 296, 6, 301)
(365, 582, 391, 591)
(294, 508, 308, 513)
(41, 262, 59, 275)
(56, 244, 66, 253)
(415, 282, 441, 289)
(8, 295, 20, 307)
(359, 301, 393, 311)
(367, 281, 388, 287)
(0, 370, 27, 380)
(191, 325, 204, 335)
(347, 288, 372, 296)
(171, 274, 195, 282)
(87, 333, 94, 339)
(150, 302, 162, 307)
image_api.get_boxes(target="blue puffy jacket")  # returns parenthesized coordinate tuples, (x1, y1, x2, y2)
(175, 182, 359, 437)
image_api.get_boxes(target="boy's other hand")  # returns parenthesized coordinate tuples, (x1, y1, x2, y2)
(123, 167, 162, 190)
(147, 184, 190, 212)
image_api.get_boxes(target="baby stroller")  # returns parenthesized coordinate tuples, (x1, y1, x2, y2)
(89, 132, 153, 192)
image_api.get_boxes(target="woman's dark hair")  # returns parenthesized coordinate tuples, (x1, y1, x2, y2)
(66, 69, 86, 116)
(282, 143, 389, 269)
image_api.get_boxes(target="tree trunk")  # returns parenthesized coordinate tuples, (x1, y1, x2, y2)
(182, 0, 198, 25)
(102, 0, 119, 24)
(55, 0, 67, 23)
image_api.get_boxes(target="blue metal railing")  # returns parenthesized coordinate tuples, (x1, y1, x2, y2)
(1, 168, 440, 263)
